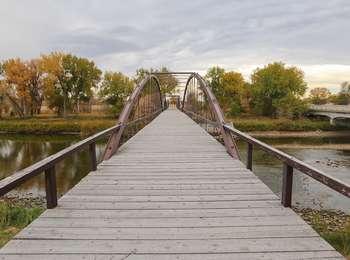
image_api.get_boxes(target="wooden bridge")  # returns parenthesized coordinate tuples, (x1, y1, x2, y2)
(0, 72, 349, 259)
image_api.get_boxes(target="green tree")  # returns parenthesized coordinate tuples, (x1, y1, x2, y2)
(62, 54, 101, 113)
(222, 71, 247, 116)
(40, 52, 101, 116)
(205, 66, 225, 99)
(99, 72, 134, 116)
(205, 67, 248, 116)
(251, 62, 307, 117)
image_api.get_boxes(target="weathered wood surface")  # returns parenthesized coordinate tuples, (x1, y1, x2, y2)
(0, 109, 343, 259)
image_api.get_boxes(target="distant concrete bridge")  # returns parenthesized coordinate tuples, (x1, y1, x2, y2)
(308, 104, 350, 125)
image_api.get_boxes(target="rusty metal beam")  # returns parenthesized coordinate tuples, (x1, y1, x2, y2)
(181, 73, 240, 159)
(103, 75, 163, 160)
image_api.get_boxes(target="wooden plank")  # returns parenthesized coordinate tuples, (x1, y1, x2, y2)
(0, 252, 343, 260)
(17, 225, 318, 240)
(40, 208, 295, 218)
(30, 215, 307, 228)
(0, 237, 335, 254)
(57, 200, 281, 210)
(59, 194, 278, 202)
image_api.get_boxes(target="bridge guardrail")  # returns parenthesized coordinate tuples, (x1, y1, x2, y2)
(223, 124, 350, 207)
(0, 124, 121, 209)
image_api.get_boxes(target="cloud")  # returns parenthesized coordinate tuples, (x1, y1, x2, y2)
(0, 0, 349, 90)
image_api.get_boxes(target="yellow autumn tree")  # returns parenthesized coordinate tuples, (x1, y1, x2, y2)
(2, 58, 32, 117)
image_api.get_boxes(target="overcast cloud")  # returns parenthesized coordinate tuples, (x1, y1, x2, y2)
(0, 0, 349, 92)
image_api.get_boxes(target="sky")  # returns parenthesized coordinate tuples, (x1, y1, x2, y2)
(0, 0, 349, 93)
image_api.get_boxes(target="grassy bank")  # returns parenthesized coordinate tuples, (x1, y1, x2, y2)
(0, 114, 349, 135)
(0, 199, 44, 247)
(230, 117, 349, 132)
(295, 207, 350, 258)
(0, 115, 116, 136)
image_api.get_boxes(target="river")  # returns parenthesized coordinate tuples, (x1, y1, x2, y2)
(0, 134, 349, 213)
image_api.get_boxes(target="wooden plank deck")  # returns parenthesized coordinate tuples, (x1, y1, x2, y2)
(0, 109, 343, 259)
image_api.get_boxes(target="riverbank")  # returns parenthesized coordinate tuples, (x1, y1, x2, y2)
(231, 117, 350, 132)
(294, 207, 350, 258)
(0, 115, 115, 136)
(0, 115, 348, 136)
(0, 197, 44, 247)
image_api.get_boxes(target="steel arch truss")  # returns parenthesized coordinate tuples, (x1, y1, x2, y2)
(182, 73, 240, 159)
(103, 75, 164, 160)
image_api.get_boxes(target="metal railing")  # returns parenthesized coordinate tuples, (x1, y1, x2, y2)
(223, 124, 350, 207)
(0, 124, 121, 209)
(181, 72, 240, 159)
(0, 74, 166, 209)
(103, 74, 164, 159)
(167, 70, 349, 208)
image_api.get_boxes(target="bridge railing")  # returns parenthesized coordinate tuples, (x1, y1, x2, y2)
(176, 71, 349, 207)
(0, 74, 166, 209)
(0, 124, 121, 209)
(103, 74, 164, 159)
(182, 72, 240, 159)
(223, 124, 350, 206)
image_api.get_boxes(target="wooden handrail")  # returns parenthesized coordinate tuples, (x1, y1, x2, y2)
(223, 124, 350, 206)
(0, 124, 121, 208)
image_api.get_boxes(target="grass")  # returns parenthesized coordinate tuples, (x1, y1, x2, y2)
(311, 216, 350, 258)
(295, 208, 350, 258)
(0, 201, 44, 247)
(230, 116, 349, 132)
(0, 113, 349, 135)
(0, 114, 116, 136)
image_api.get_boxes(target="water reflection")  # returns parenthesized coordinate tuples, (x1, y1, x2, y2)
(0, 134, 107, 198)
(0, 134, 349, 213)
(237, 137, 350, 213)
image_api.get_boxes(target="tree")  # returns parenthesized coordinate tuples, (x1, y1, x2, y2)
(205, 66, 225, 99)
(309, 87, 331, 105)
(40, 52, 101, 116)
(40, 52, 66, 116)
(61, 54, 101, 113)
(26, 59, 44, 115)
(330, 93, 350, 105)
(134, 67, 178, 95)
(1, 58, 32, 117)
(205, 67, 248, 116)
(221, 71, 246, 116)
(99, 72, 134, 116)
(251, 62, 307, 118)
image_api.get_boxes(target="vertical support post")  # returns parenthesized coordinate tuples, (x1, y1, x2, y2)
(45, 166, 57, 209)
(89, 142, 97, 171)
(281, 163, 293, 207)
(247, 143, 253, 170)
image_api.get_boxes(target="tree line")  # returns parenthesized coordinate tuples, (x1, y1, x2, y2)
(0, 53, 102, 118)
(205, 62, 307, 118)
(0, 52, 178, 118)
(1, 52, 347, 120)
(309, 82, 350, 105)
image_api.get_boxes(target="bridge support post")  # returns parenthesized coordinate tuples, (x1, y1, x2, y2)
(281, 163, 293, 207)
(89, 142, 97, 171)
(45, 166, 57, 209)
(247, 143, 253, 170)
